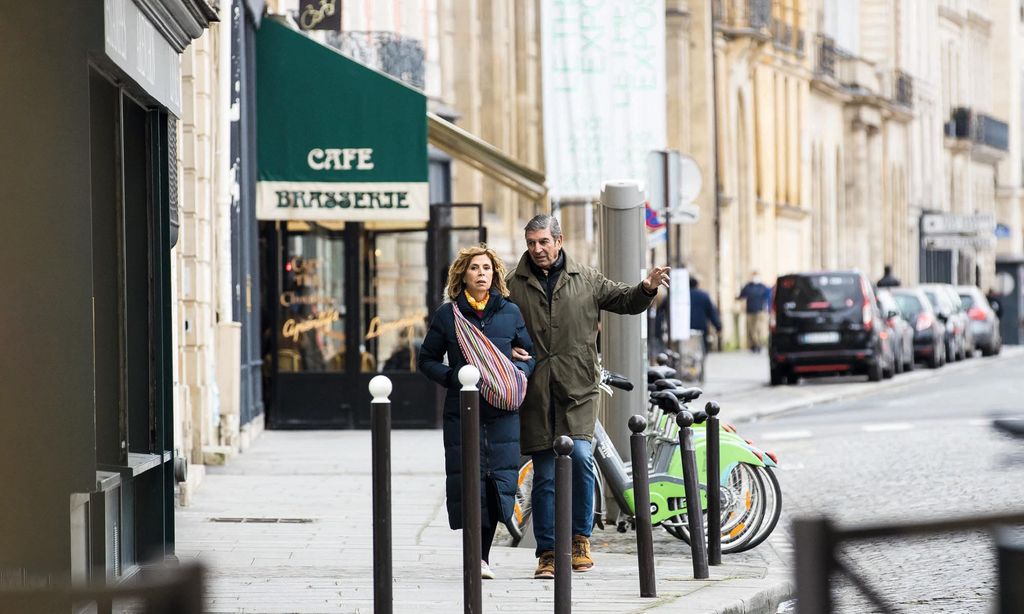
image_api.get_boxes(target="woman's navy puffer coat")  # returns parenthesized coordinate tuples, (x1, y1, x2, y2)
(418, 289, 535, 530)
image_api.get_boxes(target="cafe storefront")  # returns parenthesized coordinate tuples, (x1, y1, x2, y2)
(256, 18, 465, 428)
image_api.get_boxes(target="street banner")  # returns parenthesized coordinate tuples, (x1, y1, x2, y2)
(541, 0, 666, 201)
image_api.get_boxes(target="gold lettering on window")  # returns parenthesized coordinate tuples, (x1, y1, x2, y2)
(282, 309, 341, 342)
(365, 311, 427, 340)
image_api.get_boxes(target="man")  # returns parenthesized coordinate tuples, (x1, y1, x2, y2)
(507, 214, 669, 579)
(737, 271, 771, 353)
(689, 276, 721, 355)
(877, 264, 901, 288)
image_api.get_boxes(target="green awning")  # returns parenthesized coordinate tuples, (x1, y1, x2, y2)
(256, 18, 428, 222)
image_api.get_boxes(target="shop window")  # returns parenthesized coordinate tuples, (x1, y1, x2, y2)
(278, 226, 348, 372)
(366, 230, 430, 373)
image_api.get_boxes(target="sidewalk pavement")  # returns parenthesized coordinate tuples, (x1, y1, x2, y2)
(176, 347, 1023, 613)
(176, 428, 791, 614)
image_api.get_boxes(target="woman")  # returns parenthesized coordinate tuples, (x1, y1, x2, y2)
(418, 244, 535, 580)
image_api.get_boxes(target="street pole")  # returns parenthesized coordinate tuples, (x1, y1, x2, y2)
(599, 180, 648, 466)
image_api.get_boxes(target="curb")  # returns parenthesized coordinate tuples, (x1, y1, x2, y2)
(725, 347, 1024, 424)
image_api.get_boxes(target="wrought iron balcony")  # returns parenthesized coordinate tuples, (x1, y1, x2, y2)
(975, 112, 1009, 151)
(714, 0, 772, 32)
(894, 70, 913, 108)
(816, 34, 837, 78)
(324, 31, 426, 90)
(945, 107, 1009, 152)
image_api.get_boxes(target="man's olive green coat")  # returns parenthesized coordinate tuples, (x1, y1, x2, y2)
(506, 252, 656, 454)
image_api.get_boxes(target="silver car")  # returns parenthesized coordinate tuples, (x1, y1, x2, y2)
(956, 286, 1002, 356)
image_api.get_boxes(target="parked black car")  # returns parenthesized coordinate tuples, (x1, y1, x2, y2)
(891, 287, 946, 368)
(957, 285, 1002, 356)
(769, 271, 895, 385)
(877, 288, 914, 373)
(920, 284, 969, 361)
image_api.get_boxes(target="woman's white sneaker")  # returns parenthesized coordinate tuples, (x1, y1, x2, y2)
(481, 560, 496, 580)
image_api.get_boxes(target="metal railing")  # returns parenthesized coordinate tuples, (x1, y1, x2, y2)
(816, 34, 837, 77)
(894, 70, 913, 108)
(945, 107, 1009, 151)
(794, 511, 1024, 613)
(324, 31, 426, 90)
(714, 0, 772, 31)
(976, 112, 1010, 151)
(0, 563, 204, 613)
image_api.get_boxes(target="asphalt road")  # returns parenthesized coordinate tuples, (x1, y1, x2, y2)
(744, 351, 1024, 613)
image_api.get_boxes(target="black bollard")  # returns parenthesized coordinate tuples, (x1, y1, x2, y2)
(705, 401, 721, 566)
(553, 435, 574, 614)
(628, 415, 657, 598)
(458, 366, 482, 614)
(676, 411, 709, 579)
(369, 376, 393, 614)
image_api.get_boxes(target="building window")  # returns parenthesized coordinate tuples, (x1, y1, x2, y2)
(366, 230, 429, 373)
(278, 225, 348, 372)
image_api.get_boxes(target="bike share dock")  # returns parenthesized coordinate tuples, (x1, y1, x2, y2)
(175, 426, 792, 613)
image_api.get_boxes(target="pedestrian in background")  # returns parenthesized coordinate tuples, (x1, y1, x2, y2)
(418, 244, 535, 580)
(689, 276, 721, 354)
(506, 214, 668, 579)
(877, 264, 901, 288)
(737, 271, 771, 353)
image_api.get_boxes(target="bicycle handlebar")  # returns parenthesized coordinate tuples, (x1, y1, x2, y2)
(601, 370, 635, 391)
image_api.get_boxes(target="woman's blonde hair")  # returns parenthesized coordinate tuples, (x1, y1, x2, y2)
(445, 244, 510, 300)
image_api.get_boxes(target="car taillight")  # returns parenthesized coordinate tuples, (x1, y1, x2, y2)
(915, 313, 933, 331)
(968, 306, 986, 321)
(860, 277, 873, 331)
(769, 286, 777, 332)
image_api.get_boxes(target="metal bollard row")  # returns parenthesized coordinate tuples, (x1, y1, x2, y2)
(368, 371, 726, 613)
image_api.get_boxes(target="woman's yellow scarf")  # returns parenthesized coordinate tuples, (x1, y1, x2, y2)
(464, 289, 489, 312)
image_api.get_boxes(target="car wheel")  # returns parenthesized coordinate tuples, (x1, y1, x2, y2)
(894, 353, 904, 375)
(904, 355, 914, 372)
(769, 368, 786, 386)
(868, 360, 883, 382)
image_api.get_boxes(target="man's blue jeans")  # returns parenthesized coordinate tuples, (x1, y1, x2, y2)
(531, 438, 595, 556)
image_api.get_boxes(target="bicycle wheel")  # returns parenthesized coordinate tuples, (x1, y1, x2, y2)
(663, 461, 767, 554)
(507, 457, 606, 546)
(729, 465, 782, 553)
(508, 459, 533, 547)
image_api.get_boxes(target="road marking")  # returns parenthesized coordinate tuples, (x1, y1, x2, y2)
(760, 429, 814, 441)
(967, 418, 993, 427)
(862, 422, 913, 432)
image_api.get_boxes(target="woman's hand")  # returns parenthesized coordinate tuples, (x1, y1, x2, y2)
(511, 347, 531, 362)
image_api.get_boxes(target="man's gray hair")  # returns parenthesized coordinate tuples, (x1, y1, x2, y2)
(524, 214, 562, 239)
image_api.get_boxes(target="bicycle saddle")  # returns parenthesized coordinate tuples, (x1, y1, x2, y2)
(650, 379, 678, 391)
(647, 365, 678, 383)
(650, 390, 681, 413)
(668, 387, 703, 403)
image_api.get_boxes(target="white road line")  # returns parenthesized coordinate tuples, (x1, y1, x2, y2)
(760, 429, 814, 441)
(862, 422, 913, 432)
(967, 418, 993, 427)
